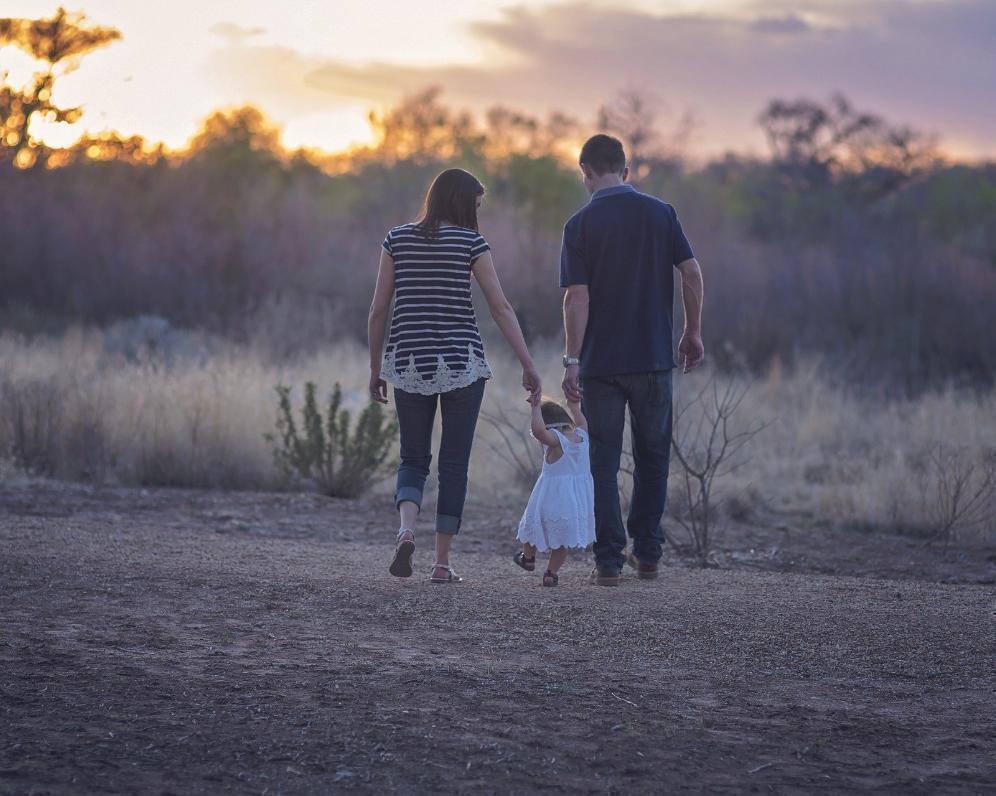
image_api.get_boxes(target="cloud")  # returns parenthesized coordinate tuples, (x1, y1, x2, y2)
(210, 22, 266, 44)
(208, 0, 996, 157)
(748, 15, 812, 35)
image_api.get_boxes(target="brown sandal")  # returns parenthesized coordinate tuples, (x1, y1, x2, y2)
(542, 570, 559, 587)
(429, 564, 463, 584)
(513, 551, 536, 572)
(389, 529, 415, 578)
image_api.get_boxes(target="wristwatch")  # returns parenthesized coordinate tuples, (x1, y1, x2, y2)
(562, 355, 580, 367)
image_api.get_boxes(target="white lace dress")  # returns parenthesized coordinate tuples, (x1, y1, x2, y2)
(516, 428, 596, 551)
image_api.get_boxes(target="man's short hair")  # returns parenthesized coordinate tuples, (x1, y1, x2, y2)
(579, 134, 626, 176)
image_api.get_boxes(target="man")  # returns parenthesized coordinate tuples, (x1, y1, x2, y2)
(560, 134, 705, 586)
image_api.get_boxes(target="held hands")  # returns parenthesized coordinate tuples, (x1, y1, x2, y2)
(678, 331, 705, 373)
(369, 369, 388, 404)
(562, 364, 582, 403)
(522, 364, 542, 403)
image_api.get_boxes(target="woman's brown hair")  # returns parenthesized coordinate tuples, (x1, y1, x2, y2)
(414, 168, 485, 238)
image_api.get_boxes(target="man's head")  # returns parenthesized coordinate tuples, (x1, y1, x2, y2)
(578, 134, 629, 194)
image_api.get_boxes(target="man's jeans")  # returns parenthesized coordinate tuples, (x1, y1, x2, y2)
(582, 371, 673, 571)
(393, 378, 486, 535)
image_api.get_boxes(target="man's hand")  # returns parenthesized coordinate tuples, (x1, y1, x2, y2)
(677, 331, 705, 373)
(562, 364, 582, 402)
(369, 370, 389, 403)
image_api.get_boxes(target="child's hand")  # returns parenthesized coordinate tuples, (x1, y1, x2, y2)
(528, 390, 542, 407)
(566, 396, 581, 409)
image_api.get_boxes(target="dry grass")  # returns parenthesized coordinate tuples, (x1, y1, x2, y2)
(1, 328, 993, 541)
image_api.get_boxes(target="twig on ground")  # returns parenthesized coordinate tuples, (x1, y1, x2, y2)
(748, 762, 774, 774)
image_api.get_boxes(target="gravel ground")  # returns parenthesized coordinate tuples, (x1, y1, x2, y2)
(1, 482, 994, 794)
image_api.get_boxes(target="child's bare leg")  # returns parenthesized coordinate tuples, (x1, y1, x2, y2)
(521, 542, 537, 559)
(547, 547, 568, 574)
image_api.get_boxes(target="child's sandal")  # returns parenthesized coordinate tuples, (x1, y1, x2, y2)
(542, 570, 559, 587)
(513, 551, 536, 572)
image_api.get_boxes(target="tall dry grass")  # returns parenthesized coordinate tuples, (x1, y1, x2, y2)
(1, 328, 993, 540)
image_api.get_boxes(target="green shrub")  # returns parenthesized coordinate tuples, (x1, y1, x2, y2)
(265, 382, 397, 498)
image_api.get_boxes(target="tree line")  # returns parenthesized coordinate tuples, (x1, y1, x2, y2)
(2, 8, 994, 391)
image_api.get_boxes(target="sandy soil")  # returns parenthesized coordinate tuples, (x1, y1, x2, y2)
(1, 481, 994, 794)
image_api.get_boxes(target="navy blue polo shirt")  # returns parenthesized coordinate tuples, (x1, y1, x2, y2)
(560, 184, 694, 377)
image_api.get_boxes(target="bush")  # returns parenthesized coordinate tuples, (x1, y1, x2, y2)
(265, 382, 397, 498)
(0, 375, 62, 476)
(919, 445, 996, 549)
(670, 373, 768, 564)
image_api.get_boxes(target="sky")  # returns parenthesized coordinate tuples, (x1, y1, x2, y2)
(3, 0, 995, 160)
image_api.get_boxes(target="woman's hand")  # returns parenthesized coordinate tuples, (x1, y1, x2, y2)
(522, 365, 542, 402)
(369, 370, 388, 404)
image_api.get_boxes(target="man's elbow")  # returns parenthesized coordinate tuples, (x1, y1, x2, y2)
(564, 286, 590, 311)
(676, 258, 702, 280)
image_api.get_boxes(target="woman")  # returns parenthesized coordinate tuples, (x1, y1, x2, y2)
(368, 168, 541, 583)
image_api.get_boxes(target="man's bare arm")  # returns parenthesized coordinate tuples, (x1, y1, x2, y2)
(676, 257, 704, 372)
(562, 285, 589, 401)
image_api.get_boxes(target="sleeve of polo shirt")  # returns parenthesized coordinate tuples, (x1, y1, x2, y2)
(382, 229, 394, 256)
(470, 233, 490, 264)
(559, 217, 587, 287)
(671, 207, 694, 266)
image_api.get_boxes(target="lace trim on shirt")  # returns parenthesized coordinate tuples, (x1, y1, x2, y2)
(382, 344, 492, 395)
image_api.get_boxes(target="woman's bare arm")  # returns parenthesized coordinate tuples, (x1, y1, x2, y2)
(472, 250, 541, 399)
(367, 248, 395, 402)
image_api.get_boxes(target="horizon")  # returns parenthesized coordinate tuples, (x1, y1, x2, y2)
(2, 0, 995, 164)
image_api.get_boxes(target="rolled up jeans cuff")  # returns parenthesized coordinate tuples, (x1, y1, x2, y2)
(436, 513, 461, 536)
(395, 486, 423, 511)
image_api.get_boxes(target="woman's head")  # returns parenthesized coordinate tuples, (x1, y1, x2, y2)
(415, 168, 485, 235)
(540, 397, 574, 429)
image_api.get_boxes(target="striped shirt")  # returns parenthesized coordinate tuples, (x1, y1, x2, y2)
(380, 223, 493, 395)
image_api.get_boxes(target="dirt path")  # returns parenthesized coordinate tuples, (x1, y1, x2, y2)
(1, 483, 994, 794)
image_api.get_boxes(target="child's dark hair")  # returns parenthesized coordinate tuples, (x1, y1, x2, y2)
(540, 397, 573, 428)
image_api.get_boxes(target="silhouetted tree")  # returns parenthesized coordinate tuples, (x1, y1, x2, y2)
(0, 7, 121, 168)
(597, 89, 693, 183)
(758, 93, 935, 193)
(366, 87, 485, 165)
(483, 107, 580, 162)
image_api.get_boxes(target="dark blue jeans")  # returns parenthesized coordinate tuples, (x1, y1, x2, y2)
(393, 378, 486, 535)
(582, 371, 673, 571)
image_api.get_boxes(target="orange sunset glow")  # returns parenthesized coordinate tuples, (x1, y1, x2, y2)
(3, 0, 995, 161)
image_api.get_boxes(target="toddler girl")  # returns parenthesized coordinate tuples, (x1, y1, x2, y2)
(513, 393, 596, 586)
